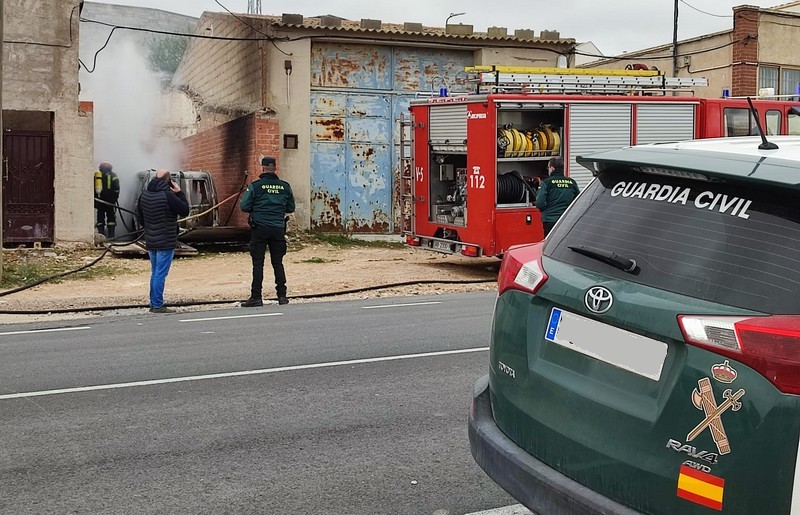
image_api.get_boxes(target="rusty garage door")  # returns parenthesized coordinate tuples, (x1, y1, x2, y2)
(3, 131, 55, 244)
(310, 43, 472, 233)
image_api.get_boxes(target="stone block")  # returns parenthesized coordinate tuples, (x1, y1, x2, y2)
(514, 29, 536, 40)
(281, 13, 303, 25)
(361, 18, 382, 30)
(446, 24, 474, 35)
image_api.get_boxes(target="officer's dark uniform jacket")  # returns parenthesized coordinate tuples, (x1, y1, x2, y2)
(240, 172, 295, 227)
(137, 179, 190, 250)
(535, 170, 580, 223)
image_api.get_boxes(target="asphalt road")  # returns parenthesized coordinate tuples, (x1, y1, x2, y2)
(0, 292, 519, 514)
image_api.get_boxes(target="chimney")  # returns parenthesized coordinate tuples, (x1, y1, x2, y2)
(514, 29, 536, 40)
(488, 26, 508, 38)
(361, 18, 382, 30)
(446, 23, 474, 36)
(320, 15, 342, 28)
(540, 29, 560, 40)
(281, 13, 303, 25)
(404, 22, 424, 32)
(732, 5, 760, 96)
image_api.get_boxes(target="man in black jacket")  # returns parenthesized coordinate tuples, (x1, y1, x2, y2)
(239, 156, 295, 307)
(137, 169, 190, 313)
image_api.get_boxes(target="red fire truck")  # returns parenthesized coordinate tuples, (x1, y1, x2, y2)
(401, 67, 800, 257)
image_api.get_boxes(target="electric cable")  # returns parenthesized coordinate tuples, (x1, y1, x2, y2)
(0, 230, 144, 299)
(212, 0, 292, 56)
(679, 0, 731, 18)
(2, 185, 251, 300)
(0, 278, 496, 315)
(573, 34, 751, 62)
(95, 197, 137, 235)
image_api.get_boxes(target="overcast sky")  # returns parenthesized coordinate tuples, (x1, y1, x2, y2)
(94, 0, 786, 56)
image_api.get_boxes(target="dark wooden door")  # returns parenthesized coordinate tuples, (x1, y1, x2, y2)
(3, 131, 55, 244)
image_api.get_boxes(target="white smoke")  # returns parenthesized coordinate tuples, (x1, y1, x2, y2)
(80, 32, 183, 233)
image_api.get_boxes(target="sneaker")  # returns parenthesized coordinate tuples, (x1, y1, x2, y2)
(149, 306, 175, 313)
(241, 298, 263, 307)
(278, 297, 289, 305)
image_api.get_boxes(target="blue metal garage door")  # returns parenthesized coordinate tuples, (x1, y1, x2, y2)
(310, 43, 471, 233)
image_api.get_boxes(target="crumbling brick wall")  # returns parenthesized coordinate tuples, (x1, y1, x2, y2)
(181, 113, 280, 227)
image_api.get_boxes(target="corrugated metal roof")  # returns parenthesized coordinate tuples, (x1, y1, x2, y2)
(204, 12, 575, 46)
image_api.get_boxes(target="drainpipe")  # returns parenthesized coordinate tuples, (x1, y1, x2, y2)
(1, 0, 4, 281)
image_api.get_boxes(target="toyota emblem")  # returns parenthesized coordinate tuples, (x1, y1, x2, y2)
(585, 286, 613, 314)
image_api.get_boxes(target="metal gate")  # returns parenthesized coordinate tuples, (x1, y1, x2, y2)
(309, 43, 472, 233)
(310, 92, 392, 232)
(3, 131, 55, 244)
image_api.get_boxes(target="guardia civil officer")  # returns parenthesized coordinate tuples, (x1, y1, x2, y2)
(535, 156, 580, 237)
(240, 156, 295, 307)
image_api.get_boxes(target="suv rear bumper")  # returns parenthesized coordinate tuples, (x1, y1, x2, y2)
(468, 375, 640, 515)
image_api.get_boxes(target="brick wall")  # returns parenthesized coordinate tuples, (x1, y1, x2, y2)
(181, 114, 280, 227)
(732, 6, 759, 96)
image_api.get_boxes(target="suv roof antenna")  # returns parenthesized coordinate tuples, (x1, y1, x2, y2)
(747, 97, 779, 150)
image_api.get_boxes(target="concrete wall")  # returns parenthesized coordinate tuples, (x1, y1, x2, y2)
(759, 10, 800, 67)
(263, 36, 312, 231)
(474, 47, 562, 68)
(4, 0, 94, 243)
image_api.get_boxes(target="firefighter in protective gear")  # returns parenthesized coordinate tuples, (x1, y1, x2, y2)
(94, 161, 120, 238)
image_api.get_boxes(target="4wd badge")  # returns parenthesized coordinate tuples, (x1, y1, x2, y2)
(687, 377, 745, 455)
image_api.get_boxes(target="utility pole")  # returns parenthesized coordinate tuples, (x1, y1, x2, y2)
(673, 0, 679, 77)
(247, 0, 261, 14)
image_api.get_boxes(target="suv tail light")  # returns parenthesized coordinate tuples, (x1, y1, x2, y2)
(498, 242, 548, 296)
(679, 315, 800, 394)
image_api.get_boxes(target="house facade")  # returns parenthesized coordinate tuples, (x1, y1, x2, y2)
(582, 2, 800, 103)
(168, 13, 575, 233)
(3, 0, 94, 245)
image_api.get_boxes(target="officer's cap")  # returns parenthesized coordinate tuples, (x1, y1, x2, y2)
(261, 156, 276, 167)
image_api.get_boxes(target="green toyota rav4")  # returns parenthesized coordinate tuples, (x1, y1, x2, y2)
(469, 136, 800, 514)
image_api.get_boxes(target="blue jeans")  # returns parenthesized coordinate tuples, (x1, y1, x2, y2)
(148, 249, 175, 308)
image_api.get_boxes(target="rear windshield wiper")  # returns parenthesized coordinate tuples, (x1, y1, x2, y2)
(568, 245, 639, 274)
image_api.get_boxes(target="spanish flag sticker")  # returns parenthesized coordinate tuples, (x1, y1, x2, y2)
(677, 464, 725, 511)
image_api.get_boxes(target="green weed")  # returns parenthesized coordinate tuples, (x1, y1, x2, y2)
(0, 248, 127, 289)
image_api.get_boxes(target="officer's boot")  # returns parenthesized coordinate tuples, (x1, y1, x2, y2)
(107, 225, 115, 239)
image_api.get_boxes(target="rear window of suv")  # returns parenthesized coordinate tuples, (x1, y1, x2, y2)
(545, 168, 800, 314)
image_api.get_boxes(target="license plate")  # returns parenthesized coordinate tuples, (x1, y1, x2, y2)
(432, 240, 453, 252)
(545, 307, 668, 381)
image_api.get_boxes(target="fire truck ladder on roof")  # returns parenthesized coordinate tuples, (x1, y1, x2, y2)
(465, 66, 708, 95)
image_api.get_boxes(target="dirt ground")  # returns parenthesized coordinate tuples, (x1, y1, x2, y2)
(0, 238, 500, 324)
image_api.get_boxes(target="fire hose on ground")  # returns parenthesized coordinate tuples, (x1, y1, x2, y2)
(0, 191, 496, 315)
